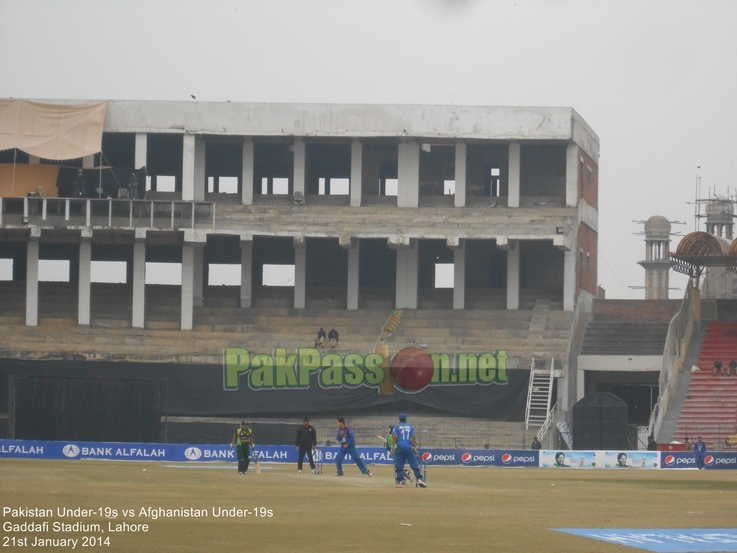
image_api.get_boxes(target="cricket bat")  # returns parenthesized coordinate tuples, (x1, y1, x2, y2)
(377, 435, 387, 443)
(252, 447, 261, 474)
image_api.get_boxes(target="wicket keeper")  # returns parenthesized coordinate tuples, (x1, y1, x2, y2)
(231, 420, 254, 474)
(392, 413, 426, 488)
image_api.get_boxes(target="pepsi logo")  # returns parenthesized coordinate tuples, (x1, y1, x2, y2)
(705, 455, 715, 466)
(461, 453, 472, 464)
(501, 453, 512, 464)
(421, 452, 432, 462)
(664, 455, 676, 466)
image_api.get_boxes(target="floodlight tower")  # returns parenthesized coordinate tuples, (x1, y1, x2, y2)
(637, 215, 672, 300)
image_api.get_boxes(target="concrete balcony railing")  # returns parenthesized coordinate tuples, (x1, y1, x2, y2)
(0, 196, 215, 230)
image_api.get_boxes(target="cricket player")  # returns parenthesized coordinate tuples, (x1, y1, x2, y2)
(231, 420, 254, 474)
(335, 417, 372, 477)
(392, 413, 426, 488)
(693, 436, 707, 470)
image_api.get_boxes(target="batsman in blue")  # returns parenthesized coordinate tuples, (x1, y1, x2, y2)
(392, 413, 426, 488)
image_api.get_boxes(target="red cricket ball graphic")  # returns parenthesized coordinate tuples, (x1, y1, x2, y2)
(391, 347, 434, 391)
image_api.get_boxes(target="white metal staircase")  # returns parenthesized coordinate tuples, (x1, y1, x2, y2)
(525, 358, 555, 430)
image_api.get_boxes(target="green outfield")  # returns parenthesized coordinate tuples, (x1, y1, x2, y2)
(2, 459, 736, 552)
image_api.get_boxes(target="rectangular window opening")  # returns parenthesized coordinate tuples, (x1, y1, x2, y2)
(434, 263, 454, 289)
(39, 260, 70, 282)
(0, 258, 13, 281)
(91, 261, 127, 284)
(263, 264, 295, 287)
(156, 175, 176, 192)
(384, 178, 398, 196)
(209, 264, 241, 286)
(219, 176, 238, 194)
(145, 262, 182, 286)
(272, 178, 289, 195)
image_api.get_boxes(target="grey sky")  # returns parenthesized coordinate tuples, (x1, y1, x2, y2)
(2, 0, 736, 299)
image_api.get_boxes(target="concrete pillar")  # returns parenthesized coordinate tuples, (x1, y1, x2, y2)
(242, 139, 254, 205)
(194, 138, 206, 202)
(294, 236, 306, 309)
(240, 238, 253, 308)
(566, 143, 579, 207)
(347, 240, 360, 310)
(454, 142, 466, 208)
(453, 241, 465, 310)
(181, 243, 195, 330)
(506, 240, 520, 310)
(293, 139, 306, 198)
(25, 233, 40, 326)
(182, 134, 207, 201)
(563, 247, 576, 312)
(78, 231, 92, 326)
(395, 241, 418, 309)
(350, 140, 363, 207)
(508, 143, 521, 208)
(193, 244, 204, 307)
(576, 368, 585, 402)
(132, 229, 146, 328)
(397, 142, 420, 208)
(135, 133, 148, 169)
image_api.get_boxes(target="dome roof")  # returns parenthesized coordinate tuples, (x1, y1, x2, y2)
(644, 215, 671, 238)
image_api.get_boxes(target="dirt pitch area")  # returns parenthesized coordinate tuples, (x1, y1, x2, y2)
(2, 459, 736, 552)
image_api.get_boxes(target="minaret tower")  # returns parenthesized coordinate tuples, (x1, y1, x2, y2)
(638, 215, 671, 300)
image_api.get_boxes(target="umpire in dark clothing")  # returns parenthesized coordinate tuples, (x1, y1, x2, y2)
(295, 417, 317, 473)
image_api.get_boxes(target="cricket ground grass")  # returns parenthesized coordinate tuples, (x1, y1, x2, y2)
(2, 459, 736, 552)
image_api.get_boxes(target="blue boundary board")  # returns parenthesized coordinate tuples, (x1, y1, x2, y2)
(554, 529, 737, 552)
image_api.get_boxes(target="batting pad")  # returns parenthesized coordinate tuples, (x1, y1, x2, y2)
(553, 529, 737, 552)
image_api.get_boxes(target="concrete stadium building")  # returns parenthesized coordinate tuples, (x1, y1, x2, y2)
(0, 99, 604, 446)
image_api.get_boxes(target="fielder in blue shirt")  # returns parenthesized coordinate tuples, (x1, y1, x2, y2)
(693, 436, 707, 470)
(392, 413, 426, 488)
(335, 417, 372, 477)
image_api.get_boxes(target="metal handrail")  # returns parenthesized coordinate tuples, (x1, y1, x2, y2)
(1, 197, 215, 230)
(524, 358, 536, 429)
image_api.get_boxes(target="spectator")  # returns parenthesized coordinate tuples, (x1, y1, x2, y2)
(713, 358, 725, 376)
(128, 172, 139, 200)
(328, 328, 339, 348)
(73, 169, 87, 198)
(647, 434, 657, 451)
(531, 436, 542, 450)
(729, 359, 737, 376)
(315, 328, 326, 349)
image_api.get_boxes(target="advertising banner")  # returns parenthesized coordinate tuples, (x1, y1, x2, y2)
(660, 451, 737, 470)
(4, 440, 735, 470)
(2, 350, 528, 419)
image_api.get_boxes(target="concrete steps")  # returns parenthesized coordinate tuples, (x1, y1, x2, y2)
(0, 303, 574, 367)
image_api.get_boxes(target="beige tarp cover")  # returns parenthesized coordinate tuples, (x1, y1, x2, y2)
(0, 99, 107, 160)
(0, 164, 59, 197)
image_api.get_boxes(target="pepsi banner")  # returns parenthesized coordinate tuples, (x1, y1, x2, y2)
(660, 451, 737, 470)
(419, 449, 538, 467)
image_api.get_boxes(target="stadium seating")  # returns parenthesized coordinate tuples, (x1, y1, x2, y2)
(673, 322, 737, 449)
